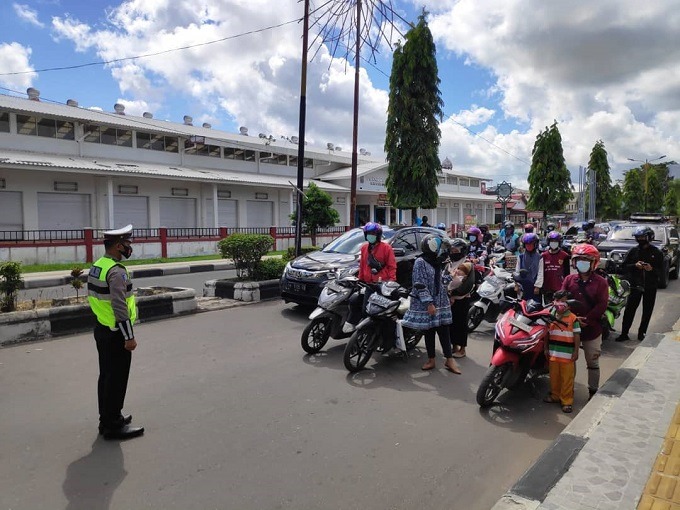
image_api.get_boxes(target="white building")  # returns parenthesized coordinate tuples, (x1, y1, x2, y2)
(0, 89, 495, 233)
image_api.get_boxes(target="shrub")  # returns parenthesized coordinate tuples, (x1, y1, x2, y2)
(283, 246, 320, 262)
(252, 258, 288, 281)
(218, 234, 274, 279)
(70, 266, 84, 298)
(0, 261, 23, 312)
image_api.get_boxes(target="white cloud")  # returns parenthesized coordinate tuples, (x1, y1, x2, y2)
(13, 3, 45, 28)
(0, 42, 37, 90)
(427, 0, 680, 181)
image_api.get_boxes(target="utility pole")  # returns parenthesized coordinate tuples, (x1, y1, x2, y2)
(349, 0, 361, 227)
(294, 0, 310, 257)
(628, 155, 666, 213)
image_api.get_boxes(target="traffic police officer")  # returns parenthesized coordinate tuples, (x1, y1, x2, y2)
(87, 224, 144, 440)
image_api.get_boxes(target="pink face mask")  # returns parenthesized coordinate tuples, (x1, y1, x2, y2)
(553, 301, 569, 315)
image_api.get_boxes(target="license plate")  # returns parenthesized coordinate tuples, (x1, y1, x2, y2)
(508, 317, 532, 333)
(283, 281, 306, 293)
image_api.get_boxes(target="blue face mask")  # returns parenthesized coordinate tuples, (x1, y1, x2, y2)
(469, 235, 477, 243)
(366, 234, 377, 244)
(575, 260, 591, 274)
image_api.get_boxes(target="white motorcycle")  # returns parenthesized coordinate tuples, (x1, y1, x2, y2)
(467, 265, 520, 332)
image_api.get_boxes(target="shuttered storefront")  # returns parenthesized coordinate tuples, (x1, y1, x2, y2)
(113, 195, 149, 228)
(159, 197, 196, 228)
(246, 200, 273, 227)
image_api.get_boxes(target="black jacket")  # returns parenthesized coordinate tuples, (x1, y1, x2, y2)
(622, 244, 664, 290)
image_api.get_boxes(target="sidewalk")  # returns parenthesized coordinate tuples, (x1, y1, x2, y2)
(20, 259, 237, 289)
(493, 324, 680, 510)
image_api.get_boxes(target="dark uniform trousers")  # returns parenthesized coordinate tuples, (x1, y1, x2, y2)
(94, 324, 131, 428)
(621, 286, 657, 337)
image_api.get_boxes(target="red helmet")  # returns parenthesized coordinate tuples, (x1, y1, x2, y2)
(524, 223, 534, 233)
(571, 243, 601, 268)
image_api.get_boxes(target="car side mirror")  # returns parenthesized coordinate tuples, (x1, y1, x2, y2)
(670, 237, 679, 245)
(392, 247, 406, 257)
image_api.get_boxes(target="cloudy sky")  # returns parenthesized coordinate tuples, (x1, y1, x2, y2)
(0, 0, 678, 189)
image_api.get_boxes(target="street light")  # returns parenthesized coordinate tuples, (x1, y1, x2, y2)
(627, 155, 666, 212)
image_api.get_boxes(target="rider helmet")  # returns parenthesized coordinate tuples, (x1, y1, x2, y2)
(421, 234, 450, 263)
(467, 226, 482, 243)
(479, 224, 489, 233)
(436, 222, 447, 231)
(582, 219, 596, 231)
(571, 243, 601, 271)
(547, 231, 563, 244)
(449, 238, 469, 261)
(545, 223, 556, 232)
(362, 221, 383, 242)
(504, 220, 514, 229)
(522, 232, 538, 251)
(633, 226, 654, 242)
(524, 223, 534, 233)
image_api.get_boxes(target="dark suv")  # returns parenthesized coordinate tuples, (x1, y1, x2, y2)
(597, 216, 679, 289)
(280, 226, 448, 306)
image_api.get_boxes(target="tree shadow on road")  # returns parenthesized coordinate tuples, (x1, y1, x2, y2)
(62, 437, 126, 510)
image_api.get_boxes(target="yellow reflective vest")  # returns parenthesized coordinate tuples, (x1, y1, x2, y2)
(87, 256, 137, 328)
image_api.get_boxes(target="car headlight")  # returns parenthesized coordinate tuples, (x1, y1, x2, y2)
(610, 253, 622, 262)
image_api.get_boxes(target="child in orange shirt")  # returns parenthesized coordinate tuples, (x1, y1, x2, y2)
(543, 290, 581, 413)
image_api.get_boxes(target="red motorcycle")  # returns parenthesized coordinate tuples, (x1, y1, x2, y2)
(476, 297, 572, 407)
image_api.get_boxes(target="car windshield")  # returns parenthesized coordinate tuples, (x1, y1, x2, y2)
(322, 229, 395, 255)
(608, 225, 666, 242)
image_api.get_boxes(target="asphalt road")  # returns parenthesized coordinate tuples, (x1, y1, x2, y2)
(2, 285, 678, 510)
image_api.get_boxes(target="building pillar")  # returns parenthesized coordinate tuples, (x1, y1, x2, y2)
(107, 178, 114, 229)
(212, 184, 219, 228)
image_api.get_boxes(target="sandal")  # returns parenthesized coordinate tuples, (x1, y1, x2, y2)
(543, 396, 560, 404)
(453, 351, 466, 358)
(562, 405, 573, 413)
(421, 359, 436, 371)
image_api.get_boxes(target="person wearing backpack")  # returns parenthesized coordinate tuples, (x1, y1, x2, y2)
(447, 239, 474, 358)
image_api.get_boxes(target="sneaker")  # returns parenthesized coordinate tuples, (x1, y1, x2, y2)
(342, 322, 356, 334)
(615, 333, 630, 342)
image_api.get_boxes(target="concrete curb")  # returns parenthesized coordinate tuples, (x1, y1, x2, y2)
(20, 261, 236, 289)
(491, 332, 666, 510)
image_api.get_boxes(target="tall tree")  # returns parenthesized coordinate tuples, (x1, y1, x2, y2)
(290, 182, 340, 245)
(664, 178, 680, 217)
(605, 183, 624, 220)
(622, 169, 644, 217)
(385, 11, 444, 217)
(527, 122, 573, 217)
(585, 140, 612, 219)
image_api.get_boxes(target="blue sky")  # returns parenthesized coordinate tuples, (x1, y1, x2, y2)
(1, 0, 678, 189)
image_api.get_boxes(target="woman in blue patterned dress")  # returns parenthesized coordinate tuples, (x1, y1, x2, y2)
(402, 235, 461, 374)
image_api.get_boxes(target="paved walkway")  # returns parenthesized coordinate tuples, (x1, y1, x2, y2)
(493, 326, 680, 510)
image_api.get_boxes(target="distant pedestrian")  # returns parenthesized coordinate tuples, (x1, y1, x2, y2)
(560, 244, 608, 400)
(403, 235, 460, 374)
(87, 224, 145, 440)
(421, 216, 431, 227)
(517, 233, 543, 301)
(539, 231, 570, 303)
(616, 226, 663, 342)
(544, 290, 581, 413)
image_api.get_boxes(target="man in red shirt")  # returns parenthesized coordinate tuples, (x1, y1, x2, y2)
(540, 231, 570, 303)
(344, 222, 396, 333)
(560, 243, 609, 399)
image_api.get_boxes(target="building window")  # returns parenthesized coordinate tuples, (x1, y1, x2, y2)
(186, 143, 221, 157)
(470, 179, 479, 188)
(0, 111, 10, 133)
(135, 131, 178, 153)
(16, 115, 75, 139)
(84, 124, 101, 143)
(16, 115, 37, 136)
(447, 176, 458, 186)
(459, 178, 470, 187)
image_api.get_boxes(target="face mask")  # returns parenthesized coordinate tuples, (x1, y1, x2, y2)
(119, 244, 133, 259)
(450, 252, 465, 262)
(366, 234, 377, 244)
(552, 301, 569, 317)
(549, 242, 559, 250)
(575, 260, 591, 274)
(636, 239, 648, 247)
(468, 235, 477, 243)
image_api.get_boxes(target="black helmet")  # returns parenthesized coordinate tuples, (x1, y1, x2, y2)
(421, 234, 450, 259)
(633, 226, 654, 242)
(582, 219, 596, 230)
(449, 238, 469, 262)
(546, 223, 556, 232)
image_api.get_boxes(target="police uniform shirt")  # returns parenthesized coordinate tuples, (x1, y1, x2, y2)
(106, 258, 134, 326)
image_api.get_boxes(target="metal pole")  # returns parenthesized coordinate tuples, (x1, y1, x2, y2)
(350, 0, 361, 227)
(294, 0, 310, 257)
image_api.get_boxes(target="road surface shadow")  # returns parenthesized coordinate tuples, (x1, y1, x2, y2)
(62, 437, 126, 510)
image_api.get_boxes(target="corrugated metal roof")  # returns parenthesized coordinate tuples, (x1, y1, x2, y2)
(438, 190, 496, 201)
(316, 162, 388, 180)
(0, 93, 378, 165)
(0, 149, 348, 191)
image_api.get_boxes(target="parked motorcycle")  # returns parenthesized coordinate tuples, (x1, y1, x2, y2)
(597, 270, 631, 341)
(467, 265, 519, 332)
(301, 271, 365, 354)
(343, 281, 422, 372)
(476, 297, 575, 407)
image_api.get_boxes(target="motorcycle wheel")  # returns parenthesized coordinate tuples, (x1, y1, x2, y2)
(476, 364, 510, 407)
(467, 306, 484, 332)
(404, 327, 423, 350)
(343, 327, 375, 372)
(301, 318, 332, 354)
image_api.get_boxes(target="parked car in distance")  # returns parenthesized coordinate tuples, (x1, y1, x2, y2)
(597, 215, 679, 289)
(280, 226, 448, 306)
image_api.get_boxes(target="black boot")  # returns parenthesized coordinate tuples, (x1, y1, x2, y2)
(588, 389, 597, 401)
